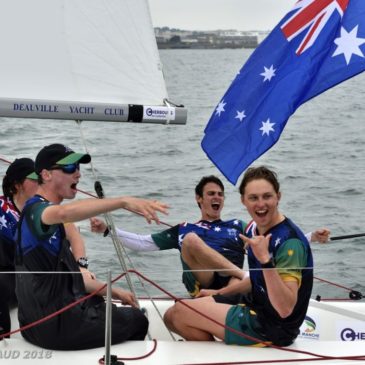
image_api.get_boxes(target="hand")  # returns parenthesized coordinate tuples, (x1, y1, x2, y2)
(113, 288, 138, 307)
(240, 233, 272, 264)
(196, 289, 219, 298)
(90, 217, 107, 233)
(311, 228, 330, 243)
(123, 197, 169, 224)
(79, 267, 96, 280)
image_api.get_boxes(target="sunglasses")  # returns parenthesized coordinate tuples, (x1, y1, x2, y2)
(50, 163, 80, 174)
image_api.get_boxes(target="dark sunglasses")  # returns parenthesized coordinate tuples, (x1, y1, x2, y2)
(50, 163, 80, 174)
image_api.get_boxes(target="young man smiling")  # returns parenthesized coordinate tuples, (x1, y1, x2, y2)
(91, 175, 246, 297)
(15, 143, 168, 350)
(91, 175, 330, 299)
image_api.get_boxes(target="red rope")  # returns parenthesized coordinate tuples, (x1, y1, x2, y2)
(127, 269, 365, 364)
(98, 339, 157, 364)
(0, 156, 362, 300)
(1, 269, 364, 364)
(0, 273, 126, 339)
(314, 276, 354, 292)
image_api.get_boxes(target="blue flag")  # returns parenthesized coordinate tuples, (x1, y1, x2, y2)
(201, 0, 365, 184)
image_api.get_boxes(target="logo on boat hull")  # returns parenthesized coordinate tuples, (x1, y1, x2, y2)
(340, 328, 365, 341)
(298, 315, 320, 340)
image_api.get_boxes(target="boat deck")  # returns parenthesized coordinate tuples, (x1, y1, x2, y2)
(1, 299, 364, 364)
(1, 338, 365, 364)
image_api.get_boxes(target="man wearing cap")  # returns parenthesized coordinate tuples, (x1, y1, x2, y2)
(15, 143, 168, 350)
(0, 158, 38, 337)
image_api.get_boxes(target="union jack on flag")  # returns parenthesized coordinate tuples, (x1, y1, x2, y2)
(201, 0, 365, 184)
(281, 0, 349, 54)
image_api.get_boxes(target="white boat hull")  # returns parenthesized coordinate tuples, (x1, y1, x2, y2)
(1, 299, 364, 364)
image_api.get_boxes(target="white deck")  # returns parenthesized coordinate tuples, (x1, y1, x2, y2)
(1, 299, 364, 365)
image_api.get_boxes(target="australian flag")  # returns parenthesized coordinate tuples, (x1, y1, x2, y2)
(201, 0, 365, 184)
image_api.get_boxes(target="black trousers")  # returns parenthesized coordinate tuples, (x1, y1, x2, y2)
(0, 273, 17, 337)
(20, 299, 149, 350)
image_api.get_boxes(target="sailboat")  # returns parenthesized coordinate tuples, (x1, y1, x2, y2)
(0, 0, 364, 364)
(0, 0, 187, 125)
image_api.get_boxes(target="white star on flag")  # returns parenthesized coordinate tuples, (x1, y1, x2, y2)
(259, 119, 275, 136)
(333, 25, 365, 65)
(275, 237, 281, 247)
(260, 65, 276, 82)
(214, 226, 221, 232)
(235, 110, 246, 122)
(0, 215, 7, 229)
(215, 100, 226, 116)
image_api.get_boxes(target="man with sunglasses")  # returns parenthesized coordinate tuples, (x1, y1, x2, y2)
(15, 143, 168, 350)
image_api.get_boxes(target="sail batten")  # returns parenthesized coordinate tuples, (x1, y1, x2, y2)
(0, 0, 187, 124)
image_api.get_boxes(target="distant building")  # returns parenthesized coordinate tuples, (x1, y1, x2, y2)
(154, 27, 269, 49)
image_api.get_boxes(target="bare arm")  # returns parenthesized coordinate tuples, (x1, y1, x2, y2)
(82, 276, 137, 307)
(41, 197, 169, 226)
(65, 222, 96, 279)
(64, 222, 86, 260)
(197, 275, 252, 298)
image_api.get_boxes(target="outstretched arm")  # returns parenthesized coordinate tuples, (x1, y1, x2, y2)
(41, 196, 169, 226)
(90, 217, 160, 251)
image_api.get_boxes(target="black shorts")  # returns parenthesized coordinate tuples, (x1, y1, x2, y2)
(21, 299, 149, 350)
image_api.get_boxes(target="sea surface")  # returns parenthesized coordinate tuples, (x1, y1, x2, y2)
(1, 49, 364, 300)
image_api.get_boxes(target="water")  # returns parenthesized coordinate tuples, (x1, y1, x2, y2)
(1, 49, 364, 300)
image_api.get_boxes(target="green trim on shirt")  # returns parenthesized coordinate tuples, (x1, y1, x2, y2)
(27, 202, 58, 240)
(151, 225, 179, 250)
(275, 239, 307, 285)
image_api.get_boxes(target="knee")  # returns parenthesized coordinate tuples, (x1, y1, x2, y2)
(163, 305, 175, 330)
(182, 233, 205, 257)
(164, 301, 186, 331)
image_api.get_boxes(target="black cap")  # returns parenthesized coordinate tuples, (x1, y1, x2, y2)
(35, 144, 91, 174)
(5, 158, 38, 182)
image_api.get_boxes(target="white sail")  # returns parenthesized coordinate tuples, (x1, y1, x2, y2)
(0, 0, 187, 124)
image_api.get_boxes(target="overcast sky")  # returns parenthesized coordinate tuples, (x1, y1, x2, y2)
(148, 0, 296, 31)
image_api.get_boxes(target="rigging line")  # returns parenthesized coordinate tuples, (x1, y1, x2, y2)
(128, 269, 365, 362)
(0, 156, 11, 164)
(74, 121, 137, 299)
(0, 154, 362, 299)
(1, 151, 173, 227)
(0, 271, 133, 341)
(1, 150, 174, 338)
(74, 121, 174, 340)
(0, 277, 109, 340)
(314, 276, 354, 292)
(107, 223, 177, 341)
(98, 339, 157, 364)
(314, 276, 363, 300)
(330, 233, 365, 241)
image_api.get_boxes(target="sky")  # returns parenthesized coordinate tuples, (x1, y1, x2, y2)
(148, 0, 296, 31)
